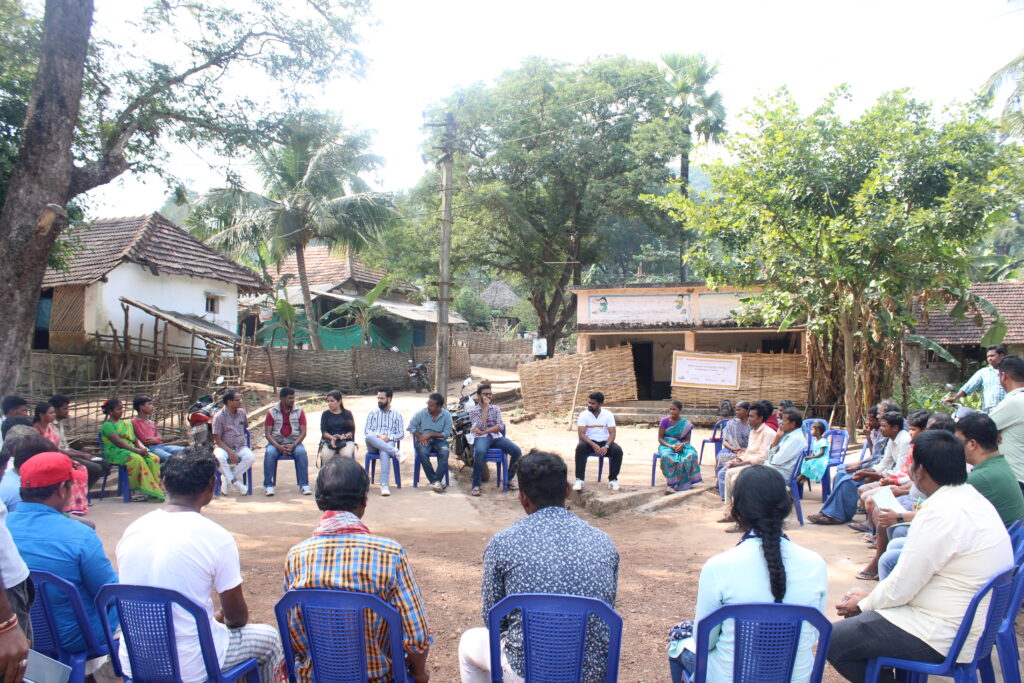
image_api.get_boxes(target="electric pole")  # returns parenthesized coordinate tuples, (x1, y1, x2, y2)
(427, 112, 456, 399)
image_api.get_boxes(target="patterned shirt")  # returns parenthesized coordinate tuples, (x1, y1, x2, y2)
(481, 506, 619, 682)
(364, 408, 405, 442)
(284, 520, 431, 682)
(960, 366, 1006, 412)
(212, 406, 248, 451)
(468, 403, 503, 434)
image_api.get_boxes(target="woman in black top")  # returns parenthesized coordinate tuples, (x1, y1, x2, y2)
(320, 390, 356, 458)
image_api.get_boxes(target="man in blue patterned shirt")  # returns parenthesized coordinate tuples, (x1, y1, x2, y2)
(945, 345, 1007, 413)
(458, 451, 619, 683)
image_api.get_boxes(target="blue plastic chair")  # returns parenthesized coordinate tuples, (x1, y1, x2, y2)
(96, 431, 132, 503)
(819, 428, 850, 500)
(412, 449, 450, 488)
(364, 438, 402, 487)
(788, 452, 808, 525)
(578, 445, 609, 484)
(699, 420, 729, 466)
(484, 428, 514, 491)
(987, 556, 1024, 683)
(96, 584, 259, 683)
(274, 589, 408, 683)
(214, 428, 254, 495)
(680, 603, 832, 683)
(865, 566, 1016, 683)
(487, 593, 622, 683)
(801, 419, 828, 452)
(28, 570, 109, 683)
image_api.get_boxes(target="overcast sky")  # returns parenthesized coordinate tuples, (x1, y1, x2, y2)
(85, 0, 1024, 216)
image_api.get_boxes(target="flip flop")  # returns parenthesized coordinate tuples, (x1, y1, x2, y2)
(848, 522, 873, 533)
(809, 514, 844, 525)
(471, 487, 481, 497)
(856, 570, 879, 581)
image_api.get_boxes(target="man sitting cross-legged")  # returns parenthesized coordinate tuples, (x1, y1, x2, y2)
(718, 401, 776, 520)
(117, 449, 285, 683)
(284, 455, 431, 683)
(469, 384, 521, 497)
(8, 452, 119, 677)
(365, 387, 405, 497)
(827, 430, 1013, 683)
(458, 450, 620, 683)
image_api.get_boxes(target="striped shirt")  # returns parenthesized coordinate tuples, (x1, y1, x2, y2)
(284, 532, 431, 682)
(364, 408, 405, 442)
(960, 366, 1006, 412)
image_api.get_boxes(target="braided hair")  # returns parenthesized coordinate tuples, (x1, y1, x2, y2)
(730, 465, 792, 603)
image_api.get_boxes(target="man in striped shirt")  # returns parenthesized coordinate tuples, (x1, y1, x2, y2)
(284, 455, 431, 682)
(364, 387, 406, 496)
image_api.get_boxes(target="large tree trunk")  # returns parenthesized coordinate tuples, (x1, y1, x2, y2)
(678, 150, 690, 282)
(839, 305, 858, 437)
(293, 244, 325, 351)
(0, 0, 94, 395)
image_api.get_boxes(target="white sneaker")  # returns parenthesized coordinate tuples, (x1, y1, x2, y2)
(233, 480, 248, 495)
(609, 479, 620, 491)
(264, 486, 275, 497)
(430, 481, 443, 493)
(397, 452, 406, 464)
(300, 485, 312, 495)
(572, 479, 584, 491)
(380, 483, 391, 497)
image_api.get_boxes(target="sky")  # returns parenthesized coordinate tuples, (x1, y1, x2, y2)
(85, 0, 1024, 216)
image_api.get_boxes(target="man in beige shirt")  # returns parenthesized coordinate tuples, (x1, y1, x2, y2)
(990, 355, 1024, 494)
(718, 402, 777, 521)
(827, 430, 1013, 683)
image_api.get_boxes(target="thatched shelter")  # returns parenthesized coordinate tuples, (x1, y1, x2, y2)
(480, 280, 521, 313)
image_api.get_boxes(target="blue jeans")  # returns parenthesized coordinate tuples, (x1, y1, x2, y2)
(263, 443, 309, 487)
(879, 534, 909, 580)
(414, 437, 449, 485)
(818, 470, 860, 522)
(472, 436, 521, 488)
(669, 649, 697, 682)
(149, 444, 186, 462)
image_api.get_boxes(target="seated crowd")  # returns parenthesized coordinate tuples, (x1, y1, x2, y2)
(2, 354, 1024, 682)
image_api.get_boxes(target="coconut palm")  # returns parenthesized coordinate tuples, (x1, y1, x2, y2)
(196, 113, 396, 350)
(985, 47, 1024, 138)
(659, 53, 726, 281)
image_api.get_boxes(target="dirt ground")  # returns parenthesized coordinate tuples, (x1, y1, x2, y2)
(84, 376, 930, 682)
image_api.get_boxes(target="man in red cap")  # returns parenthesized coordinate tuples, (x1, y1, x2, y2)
(8, 452, 119, 676)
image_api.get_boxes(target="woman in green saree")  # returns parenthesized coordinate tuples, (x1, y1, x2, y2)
(658, 400, 702, 492)
(99, 398, 164, 501)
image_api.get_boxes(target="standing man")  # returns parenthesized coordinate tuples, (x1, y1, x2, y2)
(944, 344, 1007, 413)
(263, 388, 310, 497)
(132, 395, 187, 462)
(0, 396, 28, 450)
(469, 384, 522, 497)
(117, 450, 284, 683)
(458, 451, 619, 683)
(284, 456, 431, 682)
(211, 390, 255, 496)
(573, 392, 623, 492)
(48, 393, 107, 488)
(990, 355, 1024, 494)
(365, 388, 405, 497)
(408, 393, 452, 493)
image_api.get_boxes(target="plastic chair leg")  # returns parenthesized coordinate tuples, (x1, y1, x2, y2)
(651, 453, 660, 487)
(996, 629, 1020, 683)
(119, 466, 131, 503)
(791, 481, 804, 525)
(597, 455, 604, 482)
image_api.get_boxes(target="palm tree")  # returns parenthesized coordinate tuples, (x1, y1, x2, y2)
(659, 53, 726, 281)
(196, 112, 396, 350)
(985, 48, 1024, 138)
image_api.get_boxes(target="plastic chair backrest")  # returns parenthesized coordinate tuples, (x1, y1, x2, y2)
(1001, 561, 1024, 636)
(487, 593, 622, 683)
(1009, 519, 1024, 564)
(824, 429, 849, 462)
(691, 603, 832, 683)
(711, 419, 728, 439)
(28, 570, 105, 662)
(275, 589, 408, 683)
(96, 583, 229, 682)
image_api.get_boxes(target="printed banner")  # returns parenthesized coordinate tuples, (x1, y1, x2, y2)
(671, 351, 742, 389)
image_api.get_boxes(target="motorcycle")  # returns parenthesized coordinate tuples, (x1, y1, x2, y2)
(407, 359, 431, 392)
(943, 383, 979, 422)
(187, 376, 226, 448)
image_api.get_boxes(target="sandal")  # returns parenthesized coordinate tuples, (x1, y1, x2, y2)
(808, 514, 844, 525)
(848, 522, 872, 533)
(471, 487, 481, 497)
(856, 570, 879, 581)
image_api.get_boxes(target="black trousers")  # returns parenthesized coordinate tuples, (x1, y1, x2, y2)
(68, 454, 107, 489)
(574, 440, 623, 481)
(5, 576, 34, 645)
(827, 611, 944, 683)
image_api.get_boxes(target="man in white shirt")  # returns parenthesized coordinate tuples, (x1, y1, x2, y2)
(827, 430, 1013, 683)
(719, 402, 777, 518)
(116, 449, 284, 683)
(573, 392, 623, 492)
(989, 355, 1024, 494)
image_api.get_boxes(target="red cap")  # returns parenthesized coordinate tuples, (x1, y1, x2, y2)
(19, 452, 75, 488)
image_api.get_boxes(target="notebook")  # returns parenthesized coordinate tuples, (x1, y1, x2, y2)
(870, 486, 902, 512)
(24, 649, 71, 683)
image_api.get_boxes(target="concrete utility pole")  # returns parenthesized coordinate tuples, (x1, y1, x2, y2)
(427, 112, 456, 399)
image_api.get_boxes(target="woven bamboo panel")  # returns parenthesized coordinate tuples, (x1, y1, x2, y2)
(454, 331, 533, 355)
(519, 344, 637, 414)
(414, 345, 471, 380)
(670, 352, 808, 408)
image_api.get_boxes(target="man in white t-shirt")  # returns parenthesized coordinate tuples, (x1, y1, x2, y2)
(574, 392, 624, 492)
(116, 449, 284, 683)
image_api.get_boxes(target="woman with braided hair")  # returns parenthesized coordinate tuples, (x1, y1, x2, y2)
(668, 465, 828, 682)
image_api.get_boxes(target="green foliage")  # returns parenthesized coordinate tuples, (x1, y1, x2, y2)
(893, 381, 981, 414)
(319, 276, 393, 346)
(453, 287, 493, 327)
(0, 0, 39, 207)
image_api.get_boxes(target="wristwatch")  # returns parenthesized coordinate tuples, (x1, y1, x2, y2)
(896, 513, 905, 523)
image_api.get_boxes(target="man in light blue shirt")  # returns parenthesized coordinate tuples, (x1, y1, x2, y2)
(945, 345, 1006, 413)
(764, 408, 807, 482)
(408, 393, 453, 493)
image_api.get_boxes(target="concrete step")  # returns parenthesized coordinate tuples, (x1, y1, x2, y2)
(568, 485, 664, 517)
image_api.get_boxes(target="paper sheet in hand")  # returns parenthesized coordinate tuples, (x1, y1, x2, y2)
(870, 486, 902, 512)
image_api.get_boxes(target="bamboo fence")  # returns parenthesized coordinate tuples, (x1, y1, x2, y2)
(519, 344, 638, 414)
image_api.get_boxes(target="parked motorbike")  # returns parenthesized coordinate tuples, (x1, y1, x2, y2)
(943, 383, 980, 421)
(187, 376, 226, 447)
(449, 377, 491, 482)
(407, 359, 431, 392)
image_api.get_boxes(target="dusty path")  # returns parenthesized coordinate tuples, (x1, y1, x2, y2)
(86, 383, 893, 681)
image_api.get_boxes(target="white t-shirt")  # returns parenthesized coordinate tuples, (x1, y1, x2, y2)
(116, 509, 242, 682)
(0, 501, 28, 589)
(577, 408, 616, 443)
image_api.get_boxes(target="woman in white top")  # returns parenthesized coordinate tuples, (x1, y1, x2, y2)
(669, 465, 829, 682)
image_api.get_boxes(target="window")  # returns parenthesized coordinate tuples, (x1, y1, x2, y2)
(205, 295, 219, 314)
